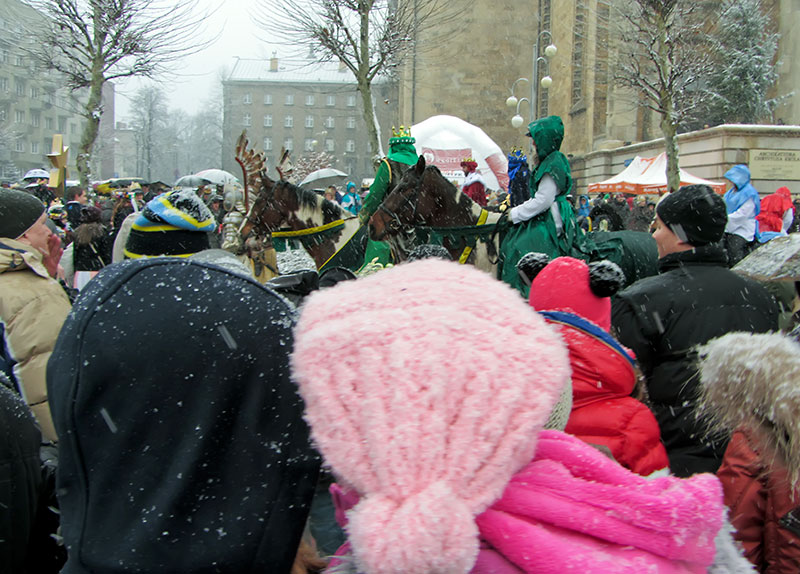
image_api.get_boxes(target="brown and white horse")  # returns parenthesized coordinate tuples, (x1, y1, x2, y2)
(370, 156, 659, 286)
(369, 157, 504, 273)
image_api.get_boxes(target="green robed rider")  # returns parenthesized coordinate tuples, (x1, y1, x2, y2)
(499, 116, 585, 295)
(358, 126, 419, 268)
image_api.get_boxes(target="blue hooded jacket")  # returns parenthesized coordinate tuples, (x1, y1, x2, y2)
(723, 164, 760, 216)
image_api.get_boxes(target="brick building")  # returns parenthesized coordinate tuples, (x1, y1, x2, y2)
(222, 55, 396, 185)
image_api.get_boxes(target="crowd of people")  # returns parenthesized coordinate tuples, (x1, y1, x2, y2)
(1, 119, 800, 573)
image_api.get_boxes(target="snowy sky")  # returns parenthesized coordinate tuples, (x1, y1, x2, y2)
(114, 1, 278, 123)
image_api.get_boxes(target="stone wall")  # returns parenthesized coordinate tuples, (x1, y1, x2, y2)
(571, 124, 800, 196)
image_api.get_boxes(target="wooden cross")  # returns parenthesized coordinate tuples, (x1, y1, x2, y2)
(47, 134, 69, 198)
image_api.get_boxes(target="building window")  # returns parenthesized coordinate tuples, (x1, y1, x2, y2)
(347, 116, 356, 129)
(571, 1, 586, 108)
(305, 95, 315, 106)
(31, 113, 39, 127)
(243, 112, 251, 126)
(347, 95, 356, 107)
(263, 137, 272, 151)
(305, 115, 314, 128)
(284, 138, 293, 151)
(324, 116, 335, 129)
(285, 94, 294, 105)
(58, 117, 66, 132)
(0, 50, 6, 64)
(326, 95, 336, 106)
(0, 77, 8, 92)
(15, 139, 24, 152)
(30, 86, 38, 99)
(14, 110, 23, 123)
(325, 138, 335, 152)
(14, 55, 23, 67)
(243, 93, 252, 104)
(284, 115, 293, 127)
(263, 114, 272, 127)
(30, 141, 38, 154)
(15, 82, 23, 97)
(304, 138, 315, 151)
(263, 94, 272, 105)
(45, 117, 52, 129)
(346, 139, 355, 152)
(0, 107, 6, 122)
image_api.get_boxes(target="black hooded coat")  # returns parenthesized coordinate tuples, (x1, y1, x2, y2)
(47, 258, 320, 574)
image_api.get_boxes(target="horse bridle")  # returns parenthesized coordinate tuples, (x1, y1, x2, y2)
(377, 186, 425, 231)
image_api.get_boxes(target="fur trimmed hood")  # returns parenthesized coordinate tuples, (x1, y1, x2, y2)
(697, 331, 800, 487)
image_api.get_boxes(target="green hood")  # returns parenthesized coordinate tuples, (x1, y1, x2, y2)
(387, 141, 419, 166)
(528, 115, 571, 195)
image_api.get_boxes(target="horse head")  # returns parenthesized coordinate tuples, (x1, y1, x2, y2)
(369, 156, 432, 241)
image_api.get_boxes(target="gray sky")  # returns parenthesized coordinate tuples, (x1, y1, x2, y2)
(114, 0, 276, 123)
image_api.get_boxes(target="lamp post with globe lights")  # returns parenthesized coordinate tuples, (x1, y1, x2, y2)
(506, 31, 557, 128)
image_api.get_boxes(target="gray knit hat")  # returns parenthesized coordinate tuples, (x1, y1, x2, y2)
(0, 189, 46, 239)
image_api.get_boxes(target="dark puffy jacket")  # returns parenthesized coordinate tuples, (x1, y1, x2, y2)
(611, 244, 778, 477)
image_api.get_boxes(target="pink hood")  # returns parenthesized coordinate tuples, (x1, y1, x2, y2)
(332, 430, 724, 574)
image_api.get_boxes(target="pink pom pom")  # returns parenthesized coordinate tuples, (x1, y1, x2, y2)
(347, 482, 479, 574)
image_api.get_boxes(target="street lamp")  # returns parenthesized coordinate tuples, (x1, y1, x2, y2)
(511, 98, 530, 128)
(506, 31, 556, 127)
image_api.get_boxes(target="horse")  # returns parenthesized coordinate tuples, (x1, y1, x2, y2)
(369, 162, 504, 273)
(235, 133, 416, 273)
(370, 156, 659, 288)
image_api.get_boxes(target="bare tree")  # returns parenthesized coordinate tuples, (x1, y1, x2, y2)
(130, 85, 168, 182)
(26, 0, 218, 186)
(254, 0, 461, 163)
(613, 0, 716, 192)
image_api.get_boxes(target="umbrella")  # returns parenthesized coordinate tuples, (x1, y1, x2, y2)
(733, 235, 800, 281)
(299, 168, 348, 189)
(194, 169, 240, 186)
(23, 168, 50, 180)
(174, 174, 213, 188)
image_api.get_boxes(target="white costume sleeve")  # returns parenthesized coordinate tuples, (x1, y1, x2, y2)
(510, 174, 557, 224)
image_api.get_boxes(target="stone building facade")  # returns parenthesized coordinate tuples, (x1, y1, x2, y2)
(397, 0, 798, 176)
(222, 55, 396, 185)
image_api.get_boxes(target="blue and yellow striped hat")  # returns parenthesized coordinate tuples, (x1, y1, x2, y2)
(124, 189, 217, 259)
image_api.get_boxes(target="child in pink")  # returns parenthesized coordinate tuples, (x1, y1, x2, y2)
(291, 259, 749, 574)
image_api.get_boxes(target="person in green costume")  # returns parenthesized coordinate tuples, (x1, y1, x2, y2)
(499, 115, 585, 296)
(358, 126, 419, 268)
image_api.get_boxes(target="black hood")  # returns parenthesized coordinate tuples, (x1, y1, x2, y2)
(48, 258, 320, 574)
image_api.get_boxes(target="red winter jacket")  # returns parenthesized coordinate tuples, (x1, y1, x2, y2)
(718, 430, 800, 573)
(757, 187, 794, 233)
(553, 322, 669, 476)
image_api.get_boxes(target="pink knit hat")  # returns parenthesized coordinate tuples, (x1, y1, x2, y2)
(292, 260, 570, 574)
(529, 256, 624, 331)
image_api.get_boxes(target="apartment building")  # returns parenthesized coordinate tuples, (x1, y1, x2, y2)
(222, 54, 396, 185)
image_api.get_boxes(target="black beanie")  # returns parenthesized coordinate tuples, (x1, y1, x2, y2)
(656, 184, 727, 246)
(0, 189, 45, 239)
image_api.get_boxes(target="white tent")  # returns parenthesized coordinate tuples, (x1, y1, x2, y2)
(411, 115, 509, 191)
(587, 153, 725, 195)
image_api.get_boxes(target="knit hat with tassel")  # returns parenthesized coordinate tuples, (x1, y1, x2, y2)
(291, 259, 571, 574)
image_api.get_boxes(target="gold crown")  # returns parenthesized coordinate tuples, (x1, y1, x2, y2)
(391, 125, 412, 139)
(461, 156, 476, 163)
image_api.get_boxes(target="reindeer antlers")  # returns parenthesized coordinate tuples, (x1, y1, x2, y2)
(235, 131, 267, 208)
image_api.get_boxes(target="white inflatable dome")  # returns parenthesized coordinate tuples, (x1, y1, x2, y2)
(411, 115, 509, 191)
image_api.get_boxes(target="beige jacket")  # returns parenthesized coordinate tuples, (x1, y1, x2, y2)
(0, 237, 71, 441)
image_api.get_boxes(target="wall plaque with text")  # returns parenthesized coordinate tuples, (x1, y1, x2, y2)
(750, 149, 800, 180)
